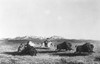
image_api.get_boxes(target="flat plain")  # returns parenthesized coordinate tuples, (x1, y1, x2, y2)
(0, 39, 100, 64)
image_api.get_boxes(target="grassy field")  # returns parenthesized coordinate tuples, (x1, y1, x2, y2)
(0, 40, 100, 64)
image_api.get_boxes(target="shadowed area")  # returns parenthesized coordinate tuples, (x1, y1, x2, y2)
(2, 51, 23, 56)
(52, 52, 91, 56)
(38, 50, 58, 53)
(2, 50, 91, 57)
(2, 51, 38, 56)
(2, 50, 58, 56)
(34, 47, 50, 49)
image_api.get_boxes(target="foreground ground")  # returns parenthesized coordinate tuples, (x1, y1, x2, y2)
(0, 40, 100, 64)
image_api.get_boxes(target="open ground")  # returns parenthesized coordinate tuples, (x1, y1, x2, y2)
(0, 40, 100, 64)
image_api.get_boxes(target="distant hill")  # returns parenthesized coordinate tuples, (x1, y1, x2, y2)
(3, 36, 100, 45)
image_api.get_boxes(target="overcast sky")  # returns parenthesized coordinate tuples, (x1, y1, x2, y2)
(0, 0, 100, 40)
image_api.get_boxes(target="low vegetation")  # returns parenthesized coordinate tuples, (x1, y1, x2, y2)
(0, 36, 100, 64)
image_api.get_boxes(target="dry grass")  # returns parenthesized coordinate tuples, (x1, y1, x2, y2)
(0, 41, 100, 64)
(0, 54, 99, 64)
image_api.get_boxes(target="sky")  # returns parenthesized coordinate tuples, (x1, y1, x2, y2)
(0, 0, 100, 40)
